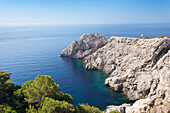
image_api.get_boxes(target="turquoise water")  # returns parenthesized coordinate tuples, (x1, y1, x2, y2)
(0, 24, 170, 110)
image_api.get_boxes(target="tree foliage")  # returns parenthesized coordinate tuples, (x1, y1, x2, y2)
(0, 71, 11, 84)
(158, 35, 165, 38)
(76, 104, 102, 113)
(0, 71, 15, 105)
(38, 97, 75, 113)
(109, 111, 120, 113)
(55, 91, 73, 103)
(0, 71, 102, 113)
(15, 75, 60, 105)
(15, 75, 73, 106)
(26, 105, 37, 113)
(0, 105, 17, 113)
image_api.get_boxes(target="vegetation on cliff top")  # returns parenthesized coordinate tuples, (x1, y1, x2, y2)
(0, 71, 102, 113)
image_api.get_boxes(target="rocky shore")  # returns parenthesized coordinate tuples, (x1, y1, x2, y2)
(60, 33, 170, 113)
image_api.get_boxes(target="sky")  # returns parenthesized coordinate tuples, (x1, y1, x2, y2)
(0, 0, 170, 25)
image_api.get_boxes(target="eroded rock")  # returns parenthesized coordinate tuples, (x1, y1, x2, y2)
(60, 33, 108, 58)
(84, 37, 170, 101)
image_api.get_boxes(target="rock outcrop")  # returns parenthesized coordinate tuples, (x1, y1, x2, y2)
(60, 33, 108, 58)
(60, 34, 170, 113)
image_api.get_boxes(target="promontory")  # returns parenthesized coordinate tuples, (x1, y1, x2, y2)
(60, 33, 170, 113)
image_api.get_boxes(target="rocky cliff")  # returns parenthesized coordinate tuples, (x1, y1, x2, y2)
(60, 33, 107, 58)
(60, 33, 170, 113)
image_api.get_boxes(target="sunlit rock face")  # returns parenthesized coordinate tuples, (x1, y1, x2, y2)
(60, 33, 108, 58)
(85, 37, 170, 101)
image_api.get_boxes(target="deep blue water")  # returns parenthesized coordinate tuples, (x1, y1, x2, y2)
(0, 24, 170, 110)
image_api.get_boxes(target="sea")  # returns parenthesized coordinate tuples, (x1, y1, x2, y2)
(0, 23, 170, 110)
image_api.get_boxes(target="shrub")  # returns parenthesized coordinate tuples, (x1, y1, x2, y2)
(0, 71, 16, 105)
(109, 111, 120, 113)
(160, 102, 163, 105)
(158, 35, 165, 38)
(141, 36, 152, 39)
(15, 75, 73, 105)
(0, 71, 11, 85)
(76, 104, 102, 113)
(134, 38, 139, 44)
(26, 105, 37, 113)
(14, 75, 74, 111)
(167, 36, 170, 38)
(0, 105, 17, 113)
(38, 97, 75, 113)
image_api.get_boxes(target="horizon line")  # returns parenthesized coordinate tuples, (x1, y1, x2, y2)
(0, 22, 170, 26)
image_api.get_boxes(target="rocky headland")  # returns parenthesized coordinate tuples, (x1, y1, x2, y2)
(60, 33, 107, 58)
(60, 33, 170, 113)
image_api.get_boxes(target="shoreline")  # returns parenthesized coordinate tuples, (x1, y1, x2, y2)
(60, 33, 170, 113)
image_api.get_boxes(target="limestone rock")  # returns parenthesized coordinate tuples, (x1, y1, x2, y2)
(126, 97, 170, 113)
(84, 37, 170, 101)
(104, 104, 130, 113)
(60, 33, 108, 58)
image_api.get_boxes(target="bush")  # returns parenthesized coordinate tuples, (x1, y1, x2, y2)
(158, 35, 165, 38)
(141, 36, 152, 39)
(167, 36, 170, 38)
(0, 105, 17, 113)
(0, 71, 11, 84)
(0, 71, 16, 105)
(15, 75, 65, 105)
(76, 104, 102, 113)
(160, 102, 163, 105)
(109, 111, 120, 113)
(38, 97, 75, 113)
(26, 105, 37, 113)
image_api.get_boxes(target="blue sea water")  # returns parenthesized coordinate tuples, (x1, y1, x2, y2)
(0, 24, 170, 110)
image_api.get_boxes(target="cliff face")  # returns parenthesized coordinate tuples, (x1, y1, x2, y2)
(85, 37, 170, 101)
(60, 33, 107, 58)
(60, 33, 170, 113)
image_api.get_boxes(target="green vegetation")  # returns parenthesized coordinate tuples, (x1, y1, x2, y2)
(0, 105, 17, 113)
(0, 71, 102, 113)
(158, 35, 165, 38)
(160, 102, 163, 105)
(167, 36, 170, 38)
(141, 36, 152, 39)
(38, 97, 75, 113)
(134, 38, 139, 44)
(109, 111, 120, 113)
(76, 104, 102, 113)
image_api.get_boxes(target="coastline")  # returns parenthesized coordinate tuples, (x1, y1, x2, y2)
(60, 33, 170, 113)
(84, 60, 131, 102)
(60, 57, 131, 110)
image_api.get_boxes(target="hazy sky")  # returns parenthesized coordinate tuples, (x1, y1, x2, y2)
(0, 0, 170, 24)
